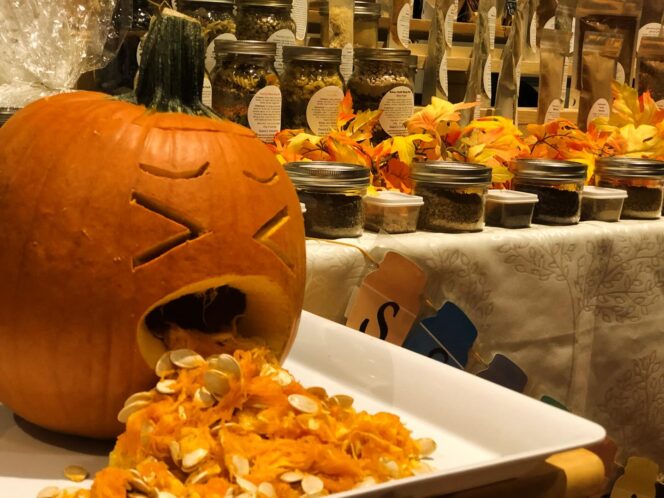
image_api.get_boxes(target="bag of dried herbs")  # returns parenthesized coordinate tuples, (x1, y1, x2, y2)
(536, 29, 571, 123)
(422, 0, 457, 102)
(637, 37, 664, 108)
(494, 0, 527, 122)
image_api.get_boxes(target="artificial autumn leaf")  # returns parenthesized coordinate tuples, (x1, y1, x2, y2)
(390, 134, 434, 165)
(381, 157, 413, 193)
(600, 82, 664, 128)
(406, 97, 476, 135)
(336, 91, 355, 130)
(344, 108, 383, 141)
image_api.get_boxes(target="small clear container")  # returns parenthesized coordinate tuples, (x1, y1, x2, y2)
(314, 1, 381, 48)
(595, 157, 664, 219)
(581, 186, 628, 222)
(236, 0, 295, 40)
(412, 161, 492, 233)
(512, 159, 587, 225)
(285, 161, 370, 238)
(281, 46, 344, 133)
(485, 189, 539, 228)
(363, 191, 424, 233)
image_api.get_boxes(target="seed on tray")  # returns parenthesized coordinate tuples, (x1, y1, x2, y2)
(288, 394, 319, 414)
(118, 400, 150, 423)
(128, 475, 153, 495)
(36, 486, 60, 498)
(258, 482, 276, 498)
(182, 447, 208, 470)
(329, 394, 354, 408)
(204, 369, 231, 397)
(156, 379, 178, 394)
(124, 391, 153, 407)
(155, 352, 176, 377)
(306, 386, 328, 399)
(280, 470, 304, 483)
(208, 353, 242, 378)
(415, 437, 437, 456)
(236, 475, 257, 493)
(301, 474, 324, 495)
(187, 464, 221, 484)
(194, 387, 216, 408)
(158, 492, 178, 498)
(169, 441, 181, 463)
(64, 464, 88, 482)
(274, 370, 293, 386)
(232, 454, 250, 476)
(170, 349, 206, 369)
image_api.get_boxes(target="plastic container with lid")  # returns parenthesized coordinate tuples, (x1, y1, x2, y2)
(511, 159, 587, 225)
(347, 47, 414, 137)
(211, 40, 281, 141)
(363, 191, 424, 233)
(595, 157, 664, 219)
(581, 186, 628, 222)
(281, 46, 344, 134)
(411, 161, 492, 233)
(485, 189, 539, 228)
(284, 161, 371, 238)
(314, 0, 381, 48)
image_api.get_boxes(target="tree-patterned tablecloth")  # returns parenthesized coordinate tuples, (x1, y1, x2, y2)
(304, 219, 664, 467)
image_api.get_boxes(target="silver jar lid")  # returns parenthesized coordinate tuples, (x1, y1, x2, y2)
(411, 161, 492, 185)
(214, 39, 276, 57)
(512, 158, 587, 181)
(354, 47, 411, 62)
(237, 0, 292, 7)
(285, 161, 370, 189)
(283, 46, 341, 63)
(596, 157, 664, 179)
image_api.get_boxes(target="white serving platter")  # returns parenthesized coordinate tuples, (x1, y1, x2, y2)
(0, 311, 605, 497)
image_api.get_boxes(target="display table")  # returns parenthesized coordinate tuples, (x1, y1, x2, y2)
(305, 219, 664, 467)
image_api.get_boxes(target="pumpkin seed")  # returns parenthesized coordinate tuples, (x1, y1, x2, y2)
(182, 447, 208, 469)
(354, 477, 376, 489)
(204, 369, 231, 397)
(235, 493, 253, 498)
(187, 464, 221, 484)
(36, 486, 60, 498)
(170, 349, 205, 369)
(64, 464, 88, 482)
(236, 476, 257, 494)
(194, 387, 216, 408)
(412, 461, 434, 475)
(415, 437, 437, 457)
(208, 354, 242, 378)
(260, 364, 277, 377)
(287, 394, 319, 414)
(306, 387, 328, 399)
(381, 458, 399, 478)
(232, 454, 250, 476)
(117, 399, 150, 423)
(155, 352, 176, 377)
(301, 475, 324, 495)
(273, 370, 292, 386)
(169, 441, 181, 463)
(223, 488, 235, 498)
(156, 379, 178, 395)
(124, 391, 153, 407)
(129, 476, 154, 496)
(257, 482, 276, 498)
(158, 492, 178, 498)
(280, 470, 304, 483)
(329, 394, 354, 408)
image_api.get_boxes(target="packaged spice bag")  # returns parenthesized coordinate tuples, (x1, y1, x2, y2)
(460, 0, 496, 125)
(494, 0, 527, 121)
(637, 37, 664, 109)
(554, 0, 575, 107)
(388, 0, 412, 48)
(422, 0, 457, 102)
(537, 29, 571, 123)
(577, 31, 622, 131)
(572, 0, 642, 96)
(327, 0, 354, 80)
(637, 2, 664, 51)
(536, 0, 558, 40)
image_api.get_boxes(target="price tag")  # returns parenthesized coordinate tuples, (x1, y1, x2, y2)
(345, 251, 426, 346)
(610, 457, 658, 498)
(477, 354, 528, 393)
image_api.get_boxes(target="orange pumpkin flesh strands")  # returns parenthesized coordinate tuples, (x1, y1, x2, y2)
(48, 348, 435, 498)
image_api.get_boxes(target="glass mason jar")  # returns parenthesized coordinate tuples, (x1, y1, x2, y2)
(285, 161, 370, 238)
(511, 159, 587, 225)
(412, 161, 492, 233)
(132, 0, 154, 30)
(211, 40, 281, 141)
(595, 157, 664, 219)
(315, 0, 381, 48)
(347, 48, 414, 137)
(281, 46, 345, 134)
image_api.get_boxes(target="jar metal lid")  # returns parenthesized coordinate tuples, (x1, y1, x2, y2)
(180, 0, 235, 5)
(311, 0, 380, 17)
(596, 157, 664, 178)
(354, 47, 411, 62)
(411, 161, 492, 185)
(214, 39, 276, 56)
(512, 158, 587, 181)
(237, 0, 292, 7)
(285, 161, 370, 189)
(283, 46, 342, 63)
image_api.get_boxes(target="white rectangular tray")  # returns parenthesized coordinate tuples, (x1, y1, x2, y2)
(0, 311, 605, 497)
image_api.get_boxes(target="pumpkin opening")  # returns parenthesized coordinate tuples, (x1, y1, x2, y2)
(137, 276, 296, 369)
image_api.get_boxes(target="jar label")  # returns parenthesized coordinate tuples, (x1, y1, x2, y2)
(268, 29, 297, 75)
(483, 54, 491, 99)
(445, 1, 458, 48)
(638, 23, 662, 50)
(438, 50, 449, 96)
(307, 86, 345, 135)
(397, 3, 411, 47)
(206, 33, 237, 73)
(488, 6, 496, 50)
(292, 0, 308, 41)
(529, 12, 537, 50)
(202, 76, 213, 107)
(615, 62, 625, 85)
(248, 85, 282, 142)
(340, 44, 354, 82)
(379, 86, 414, 136)
(587, 98, 609, 128)
(543, 16, 554, 31)
(545, 98, 561, 122)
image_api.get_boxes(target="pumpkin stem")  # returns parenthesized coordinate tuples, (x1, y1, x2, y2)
(133, 8, 217, 117)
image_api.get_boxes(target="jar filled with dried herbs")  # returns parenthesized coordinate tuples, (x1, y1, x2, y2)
(595, 157, 664, 219)
(211, 40, 281, 142)
(315, 1, 380, 48)
(512, 159, 587, 224)
(285, 161, 371, 239)
(281, 46, 344, 134)
(412, 161, 492, 233)
(347, 48, 414, 137)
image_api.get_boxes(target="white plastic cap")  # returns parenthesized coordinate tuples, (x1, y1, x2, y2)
(582, 186, 628, 199)
(486, 189, 539, 204)
(363, 191, 425, 207)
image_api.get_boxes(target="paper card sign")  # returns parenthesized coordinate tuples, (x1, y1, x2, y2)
(477, 354, 528, 393)
(345, 251, 426, 346)
(610, 456, 659, 498)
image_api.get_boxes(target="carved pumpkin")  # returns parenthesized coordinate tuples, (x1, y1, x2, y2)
(0, 10, 305, 438)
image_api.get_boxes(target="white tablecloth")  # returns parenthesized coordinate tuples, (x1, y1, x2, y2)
(304, 220, 664, 466)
